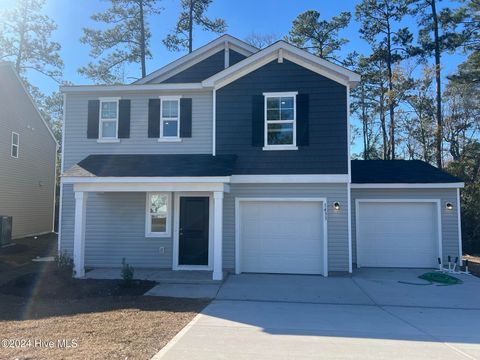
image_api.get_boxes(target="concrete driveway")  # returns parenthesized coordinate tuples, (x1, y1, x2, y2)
(152, 269, 480, 359)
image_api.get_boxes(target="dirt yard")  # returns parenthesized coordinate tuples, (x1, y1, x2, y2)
(0, 234, 208, 360)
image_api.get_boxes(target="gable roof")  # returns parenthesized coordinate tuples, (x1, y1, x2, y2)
(351, 160, 463, 184)
(0, 62, 58, 146)
(134, 34, 258, 85)
(202, 40, 361, 89)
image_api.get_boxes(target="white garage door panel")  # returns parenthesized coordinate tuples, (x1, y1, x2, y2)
(358, 202, 439, 268)
(240, 201, 324, 275)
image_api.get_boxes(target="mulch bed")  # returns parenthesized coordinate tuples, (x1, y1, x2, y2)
(0, 234, 209, 360)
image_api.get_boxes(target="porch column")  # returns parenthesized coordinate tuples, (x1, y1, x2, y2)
(73, 191, 88, 278)
(213, 191, 224, 280)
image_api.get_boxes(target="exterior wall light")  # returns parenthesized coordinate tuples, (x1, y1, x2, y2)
(445, 202, 454, 210)
(333, 202, 341, 211)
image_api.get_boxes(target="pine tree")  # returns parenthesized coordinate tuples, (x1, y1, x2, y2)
(287, 10, 351, 64)
(0, 0, 63, 85)
(79, 0, 161, 83)
(164, 0, 226, 53)
(356, 0, 414, 160)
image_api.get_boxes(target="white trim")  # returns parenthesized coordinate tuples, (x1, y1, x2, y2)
(72, 182, 229, 193)
(355, 199, 443, 269)
(263, 92, 297, 149)
(173, 192, 214, 271)
(347, 183, 352, 273)
(213, 191, 224, 280)
(159, 96, 181, 140)
(351, 183, 465, 189)
(10, 131, 19, 158)
(58, 93, 67, 253)
(202, 41, 360, 89)
(134, 35, 258, 85)
(0, 63, 58, 145)
(212, 88, 217, 155)
(73, 191, 88, 278)
(235, 197, 328, 277)
(230, 174, 349, 183)
(224, 41, 229, 68)
(62, 176, 230, 184)
(457, 188, 463, 262)
(158, 138, 182, 143)
(98, 98, 119, 140)
(347, 85, 351, 183)
(60, 83, 206, 93)
(145, 192, 172, 238)
(96, 139, 120, 143)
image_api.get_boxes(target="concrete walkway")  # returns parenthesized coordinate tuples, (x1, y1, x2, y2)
(152, 269, 480, 359)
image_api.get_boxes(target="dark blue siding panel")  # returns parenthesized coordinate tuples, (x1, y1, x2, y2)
(162, 50, 226, 83)
(229, 50, 246, 66)
(216, 59, 348, 174)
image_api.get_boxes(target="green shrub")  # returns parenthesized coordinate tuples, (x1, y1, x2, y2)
(121, 258, 134, 287)
(54, 251, 74, 279)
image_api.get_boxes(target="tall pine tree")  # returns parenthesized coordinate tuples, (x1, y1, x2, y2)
(79, 0, 161, 83)
(164, 0, 226, 53)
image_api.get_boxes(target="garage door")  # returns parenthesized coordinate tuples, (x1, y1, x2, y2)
(238, 200, 326, 275)
(357, 201, 439, 268)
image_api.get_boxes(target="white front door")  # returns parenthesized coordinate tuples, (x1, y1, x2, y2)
(238, 200, 326, 275)
(357, 201, 440, 268)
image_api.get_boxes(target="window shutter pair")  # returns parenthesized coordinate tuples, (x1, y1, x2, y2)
(251, 94, 309, 147)
(87, 99, 131, 139)
(148, 98, 192, 138)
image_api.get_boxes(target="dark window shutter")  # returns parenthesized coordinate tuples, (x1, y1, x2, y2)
(296, 94, 309, 146)
(118, 99, 131, 138)
(148, 99, 160, 138)
(87, 100, 100, 139)
(180, 98, 192, 138)
(251, 95, 264, 147)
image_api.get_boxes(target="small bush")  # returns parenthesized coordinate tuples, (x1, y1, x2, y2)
(121, 258, 134, 287)
(54, 251, 74, 280)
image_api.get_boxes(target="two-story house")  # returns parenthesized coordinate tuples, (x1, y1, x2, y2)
(59, 35, 463, 280)
(0, 63, 57, 239)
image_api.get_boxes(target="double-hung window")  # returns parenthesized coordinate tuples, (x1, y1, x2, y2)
(11, 132, 19, 158)
(146, 192, 171, 237)
(160, 97, 181, 140)
(99, 98, 119, 141)
(263, 92, 298, 150)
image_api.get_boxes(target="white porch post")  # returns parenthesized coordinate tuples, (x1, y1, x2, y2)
(213, 191, 224, 280)
(73, 191, 88, 278)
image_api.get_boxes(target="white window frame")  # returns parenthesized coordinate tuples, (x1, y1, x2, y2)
(98, 97, 120, 142)
(11, 132, 19, 158)
(145, 192, 172, 237)
(263, 91, 298, 151)
(159, 96, 182, 142)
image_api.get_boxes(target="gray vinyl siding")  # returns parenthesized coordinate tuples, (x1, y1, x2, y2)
(224, 183, 349, 273)
(0, 65, 56, 238)
(60, 187, 173, 268)
(216, 59, 348, 175)
(62, 90, 213, 170)
(351, 188, 461, 265)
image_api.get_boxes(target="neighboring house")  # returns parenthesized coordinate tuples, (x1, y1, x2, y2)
(0, 63, 58, 239)
(59, 35, 464, 280)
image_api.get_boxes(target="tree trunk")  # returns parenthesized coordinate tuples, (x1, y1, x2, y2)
(361, 84, 368, 159)
(380, 92, 388, 160)
(386, 22, 395, 160)
(15, 5, 27, 74)
(431, 0, 443, 169)
(139, 0, 147, 78)
(188, 0, 194, 53)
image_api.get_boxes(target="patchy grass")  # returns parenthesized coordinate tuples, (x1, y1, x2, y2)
(0, 234, 209, 360)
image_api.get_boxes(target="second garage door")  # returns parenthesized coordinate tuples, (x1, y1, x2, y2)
(356, 201, 440, 268)
(238, 200, 326, 275)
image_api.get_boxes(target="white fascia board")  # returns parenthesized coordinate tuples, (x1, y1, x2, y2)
(230, 174, 349, 183)
(62, 176, 231, 184)
(203, 41, 361, 89)
(60, 83, 207, 94)
(134, 35, 258, 85)
(4, 63, 58, 146)
(73, 182, 229, 193)
(351, 182, 465, 189)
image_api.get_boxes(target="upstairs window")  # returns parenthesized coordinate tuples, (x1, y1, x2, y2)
(263, 92, 297, 150)
(99, 98, 119, 140)
(160, 97, 180, 140)
(11, 132, 19, 158)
